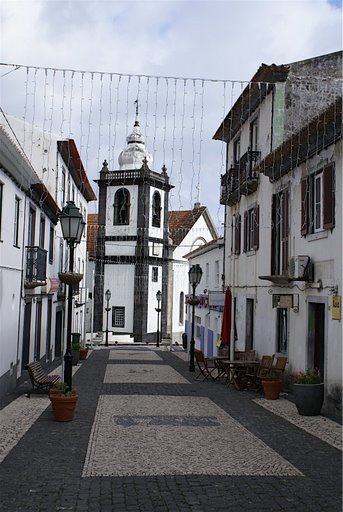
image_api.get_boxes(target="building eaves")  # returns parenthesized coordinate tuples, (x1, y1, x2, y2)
(30, 183, 61, 224)
(0, 125, 38, 190)
(255, 96, 342, 181)
(184, 237, 224, 260)
(213, 64, 290, 143)
(58, 140, 97, 202)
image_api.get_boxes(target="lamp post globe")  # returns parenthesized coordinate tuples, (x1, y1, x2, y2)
(58, 201, 84, 391)
(105, 289, 111, 347)
(188, 264, 203, 372)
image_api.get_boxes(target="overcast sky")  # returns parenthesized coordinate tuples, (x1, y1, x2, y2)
(0, 0, 342, 228)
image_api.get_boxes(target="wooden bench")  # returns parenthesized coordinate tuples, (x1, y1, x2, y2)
(26, 361, 61, 397)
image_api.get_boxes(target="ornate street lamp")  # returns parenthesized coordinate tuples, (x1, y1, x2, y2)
(58, 201, 85, 391)
(105, 289, 111, 347)
(155, 290, 162, 347)
(188, 264, 203, 372)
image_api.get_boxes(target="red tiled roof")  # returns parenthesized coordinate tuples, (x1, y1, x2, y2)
(168, 206, 207, 246)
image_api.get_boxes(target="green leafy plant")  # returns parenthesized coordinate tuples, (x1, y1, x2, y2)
(51, 381, 76, 396)
(289, 368, 321, 384)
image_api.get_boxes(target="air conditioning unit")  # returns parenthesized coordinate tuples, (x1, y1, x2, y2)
(289, 255, 311, 280)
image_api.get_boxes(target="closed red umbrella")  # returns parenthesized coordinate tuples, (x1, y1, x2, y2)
(220, 287, 232, 347)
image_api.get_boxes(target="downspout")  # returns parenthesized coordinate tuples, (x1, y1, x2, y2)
(230, 213, 236, 361)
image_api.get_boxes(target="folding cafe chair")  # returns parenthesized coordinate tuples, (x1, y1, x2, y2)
(194, 349, 218, 381)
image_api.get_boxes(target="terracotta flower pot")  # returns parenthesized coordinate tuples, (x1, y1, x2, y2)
(50, 393, 78, 422)
(79, 348, 88, 360)
(262, 380, 282, 400)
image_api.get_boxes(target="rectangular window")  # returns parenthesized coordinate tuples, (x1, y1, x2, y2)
(271, 190, 289, 275)
(301, 163, 335, 235)
(28, 206, 36, 246)
(234, 215, 241, 255)
(113, 307, 125, 328)
(0, 182, 3, 240)
(152, 267, 158, 282)
(205, 262, 209, 286)
(49, 226, 54, 264)
(277, 308, 288, 354)
(233, 137, 240, 164)
(14, 196, 20, 247)
(243, 206, 259, 252)
(39, 215, 45, 249)
(250, 118, 259, 152)
(62, 168, 66, 205)
(215, 260, 220, 287)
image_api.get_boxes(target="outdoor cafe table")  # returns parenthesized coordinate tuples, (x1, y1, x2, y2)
(213, 359, 260, 390)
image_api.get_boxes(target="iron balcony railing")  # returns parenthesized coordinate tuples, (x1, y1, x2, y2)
(25, 246, 47, 288)
(220, 148, 261, 205)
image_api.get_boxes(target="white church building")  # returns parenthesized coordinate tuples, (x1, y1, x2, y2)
(91, 113, 217, 344)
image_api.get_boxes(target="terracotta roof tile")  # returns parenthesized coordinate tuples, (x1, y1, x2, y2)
(168, 206, 206, 246)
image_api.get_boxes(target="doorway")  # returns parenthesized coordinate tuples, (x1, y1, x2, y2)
(308, 302, 325, 381)
(22, 301, 32, 369)
(55, 309, 63, 357)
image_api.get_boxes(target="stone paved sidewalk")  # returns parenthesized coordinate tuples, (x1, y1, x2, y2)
(0, 347, 341, 511)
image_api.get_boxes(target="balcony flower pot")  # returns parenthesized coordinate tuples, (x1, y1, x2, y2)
(262, 379, 283, 400)
(58, 272, 83, 286)
(49, 383, 78, 422)
(290, 369, 324, 416)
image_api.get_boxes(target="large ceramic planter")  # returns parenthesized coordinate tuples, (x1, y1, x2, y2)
(72, 349, 80, 365)
(50, 393, 78, 422)
(293, 383, 324, 416)
(262, 380, 282, 400)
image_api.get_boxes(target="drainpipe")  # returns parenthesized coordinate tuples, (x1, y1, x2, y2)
(230, 214, 236, 361)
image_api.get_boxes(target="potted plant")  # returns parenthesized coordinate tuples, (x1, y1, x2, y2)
(79, 346, 88, 360)
(291, 369, 324, 416)
(49, 382, 78, 422)
(262, 371, 283, 400)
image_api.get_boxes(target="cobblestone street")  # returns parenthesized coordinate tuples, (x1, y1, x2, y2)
(0, 347, 341, 511)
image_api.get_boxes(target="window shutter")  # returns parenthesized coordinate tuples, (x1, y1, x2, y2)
(301, 178, 308, 236)
(281, 190, 289, 274)
(243, 211, 248, 252)
(253, 205, 259, 250)
(271, 195, 277, 274)
(323, 163, 335, 229)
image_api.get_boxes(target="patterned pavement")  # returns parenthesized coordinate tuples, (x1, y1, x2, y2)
(0, 347, 341, 511)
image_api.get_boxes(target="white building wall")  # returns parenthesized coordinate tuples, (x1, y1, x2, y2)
(104, 264, 135, 333)
(171, 215, 217, 344)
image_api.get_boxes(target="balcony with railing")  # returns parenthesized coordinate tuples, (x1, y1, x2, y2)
(220, 148, 261, 206)
(24, 246, 47, 289)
